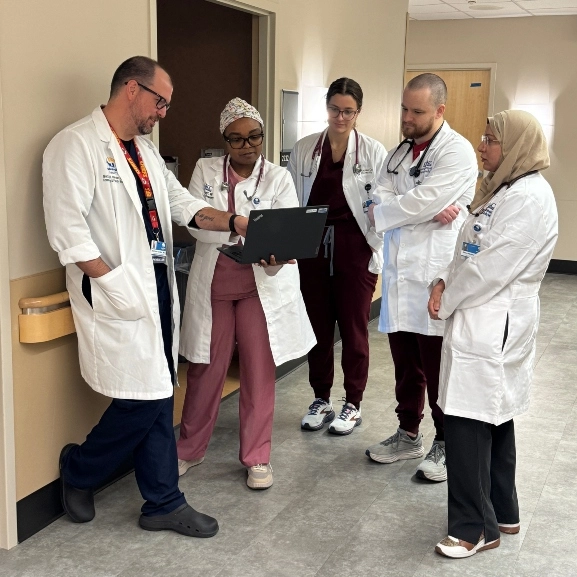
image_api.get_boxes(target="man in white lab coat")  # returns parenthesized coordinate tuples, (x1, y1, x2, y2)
(365, 73, 477, 482)
(43, 56, 248, 536)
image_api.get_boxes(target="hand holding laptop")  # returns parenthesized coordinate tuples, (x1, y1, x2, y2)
(259, 255, 297, 268)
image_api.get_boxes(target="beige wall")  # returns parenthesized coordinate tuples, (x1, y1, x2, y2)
(0, 0, 409, 537)
(270, 0, 408, 151)
(407, 16, 577, 262)
(0, 0, 154, 512)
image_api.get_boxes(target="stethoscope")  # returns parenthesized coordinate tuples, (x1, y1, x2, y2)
(220, 153, 266, 204)
(469, 170, 539, 239)
(301, 128, 362, 178)
(386, 122, 444, 177)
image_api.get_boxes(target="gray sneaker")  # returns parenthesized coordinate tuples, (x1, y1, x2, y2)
(416, 441, 446, 482)
(365, 428, 424, 463)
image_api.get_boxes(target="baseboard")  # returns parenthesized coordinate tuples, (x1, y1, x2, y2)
(547, 259, 577, 275)
(16, 296, 383, 543)
(16, 456, 135, 543)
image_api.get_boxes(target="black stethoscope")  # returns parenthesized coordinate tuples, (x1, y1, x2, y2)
(386, 122, 444, 177)
(301, 128, 362, 177)
(468, 170, 539, 219)
(220, 153, 266, 203)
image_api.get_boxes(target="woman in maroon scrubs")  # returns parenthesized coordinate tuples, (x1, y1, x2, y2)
(288, 78, 387, 435)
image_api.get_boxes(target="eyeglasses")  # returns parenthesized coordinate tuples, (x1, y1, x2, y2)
(327, 106, 359, 121)
(480, 135, 500, 146)
(126, 81, 171, 110)
(223, 133, 265, 149)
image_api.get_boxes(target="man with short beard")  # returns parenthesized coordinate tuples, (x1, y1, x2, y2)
(365, 73, 477, 482)
(43, 56, 248, 537)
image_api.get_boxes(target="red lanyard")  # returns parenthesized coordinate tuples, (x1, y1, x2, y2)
(110, 127, 161, 237)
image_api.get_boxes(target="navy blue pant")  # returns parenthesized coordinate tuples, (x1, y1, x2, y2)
(63, 394, 185, 516)
(63, 271, 184, 516)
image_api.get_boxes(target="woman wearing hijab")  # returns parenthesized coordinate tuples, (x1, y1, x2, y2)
(288, 78, 387, 435)
(177, 98, 316, 490)
(428, 110, 558, 558)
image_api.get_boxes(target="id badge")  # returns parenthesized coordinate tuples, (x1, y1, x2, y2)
(151, 240, 167, 264)
(362, 198, 374, 214)
(461, 241, 480, 259)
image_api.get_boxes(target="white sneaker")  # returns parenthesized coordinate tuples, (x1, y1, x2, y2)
(247, 464, 273, 490)
(328, 402, 362, 435)
(178, 457, 204, 477)
(301, 398, 335, 431)
(416, 441, 446, 482)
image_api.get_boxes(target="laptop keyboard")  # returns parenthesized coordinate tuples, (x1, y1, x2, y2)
(228, 246, 243, 257)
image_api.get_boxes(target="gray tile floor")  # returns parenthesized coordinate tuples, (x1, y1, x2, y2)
(2, 273, 577, 576)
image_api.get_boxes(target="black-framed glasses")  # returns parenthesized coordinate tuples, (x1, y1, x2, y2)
(126, 81, 171, 110)
(223, 133, 265, 149)
(327, 105, 358, 121)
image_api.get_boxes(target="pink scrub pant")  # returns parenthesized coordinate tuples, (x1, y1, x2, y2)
(177, 295, 276, 467)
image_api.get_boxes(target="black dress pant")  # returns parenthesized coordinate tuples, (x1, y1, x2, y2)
(445, 415, 519, 544)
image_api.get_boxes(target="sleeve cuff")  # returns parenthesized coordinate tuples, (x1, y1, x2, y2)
(183, 198, 212, 229)
(365, 229, 383, 252)
(58, 241, 101, 266)
(373, 204, 388, 234)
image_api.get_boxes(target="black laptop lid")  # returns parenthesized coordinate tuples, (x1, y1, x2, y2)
(240, 206, 328, 263)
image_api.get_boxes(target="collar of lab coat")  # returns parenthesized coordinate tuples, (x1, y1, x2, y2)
(90, 106, 168, 229)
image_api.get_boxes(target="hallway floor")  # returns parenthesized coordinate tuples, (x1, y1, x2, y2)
(2, 273, 576, 576)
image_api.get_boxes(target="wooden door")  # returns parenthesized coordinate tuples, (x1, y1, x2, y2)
(405, 69, 490, 182)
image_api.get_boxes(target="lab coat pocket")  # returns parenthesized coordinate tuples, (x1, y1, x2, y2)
(427, 230, 459, 282)
(91, 265, 146, 321)
(451, 302, 509, 359)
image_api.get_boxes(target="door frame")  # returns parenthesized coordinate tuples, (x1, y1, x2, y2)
(406, 62, 497, 118)
(150, 0, 277, 160)
(0, 46, 19, 550)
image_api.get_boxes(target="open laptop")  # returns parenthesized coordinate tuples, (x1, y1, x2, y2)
(217, 205, 329, 264)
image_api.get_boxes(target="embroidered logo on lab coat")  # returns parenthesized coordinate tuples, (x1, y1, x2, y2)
(106, 157, 117, 173)
(482, 202, 497, 217)
(421, 160, 433, 176)
(203, 184, 214, 199)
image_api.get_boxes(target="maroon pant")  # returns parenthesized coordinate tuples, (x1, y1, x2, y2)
(299, 220, 377, 407)
(388, 331, 444, 440)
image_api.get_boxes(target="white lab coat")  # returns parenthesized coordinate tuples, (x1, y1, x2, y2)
(43, 107, 209, 400)
(179, 156, 317, 366)
(287, 130, 387, 274)
(436, 172, 558, 425)
(373, 121, 478, 336)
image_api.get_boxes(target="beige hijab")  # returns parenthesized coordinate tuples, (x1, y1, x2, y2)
(469, 109, 550, 213)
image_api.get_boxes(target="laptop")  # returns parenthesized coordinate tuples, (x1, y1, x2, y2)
(217, 205, 329, 264)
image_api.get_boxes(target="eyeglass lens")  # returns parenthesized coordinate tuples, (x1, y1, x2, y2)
(327, 106, 357, 120)
(226, 134, 264, 149)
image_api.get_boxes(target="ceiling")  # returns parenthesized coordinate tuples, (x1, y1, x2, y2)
(409, 0, 577, 20)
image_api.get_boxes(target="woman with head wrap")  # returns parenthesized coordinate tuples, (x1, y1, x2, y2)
(428, 110, 558, 558)
(176, 98, 316, 489)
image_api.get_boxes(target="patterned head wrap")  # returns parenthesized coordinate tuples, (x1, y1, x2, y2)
(219, 98, 264, 134)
